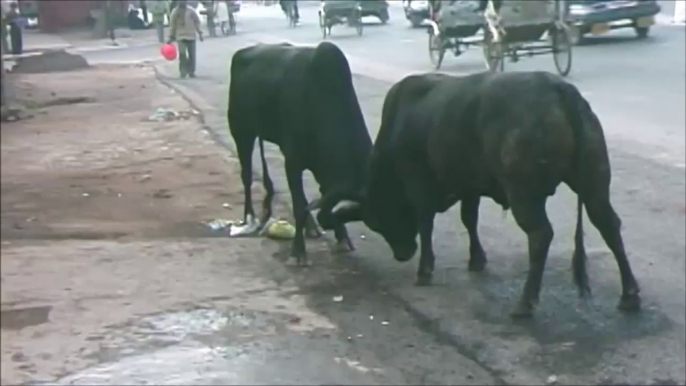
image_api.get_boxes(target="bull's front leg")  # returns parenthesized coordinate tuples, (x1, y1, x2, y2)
(461, 196, 487, 272)
(284, 161, 311, 267)
(333, 225, 355, 253)
(415, 211, 437, 286)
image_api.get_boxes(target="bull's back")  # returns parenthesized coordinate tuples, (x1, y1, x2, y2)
(228, 44, 312, 141)
(477, 73, 576, 178)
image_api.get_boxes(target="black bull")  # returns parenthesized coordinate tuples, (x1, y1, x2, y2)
(328, 71, 641, 317)
(228, 42, 372, 266)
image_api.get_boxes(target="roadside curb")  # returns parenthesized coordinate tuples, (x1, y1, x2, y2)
(152, 64, 231, 154)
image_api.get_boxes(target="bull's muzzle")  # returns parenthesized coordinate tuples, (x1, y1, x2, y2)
(392, 242, 417, 263)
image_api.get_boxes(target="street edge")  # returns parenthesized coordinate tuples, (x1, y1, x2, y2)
(152, 64, 232, 152)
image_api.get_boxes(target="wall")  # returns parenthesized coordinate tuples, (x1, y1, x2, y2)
(37, 0, 127, 32)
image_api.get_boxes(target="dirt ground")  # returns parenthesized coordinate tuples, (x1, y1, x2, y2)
(1, 64, 289, 241)
(0, 64, 313, 385)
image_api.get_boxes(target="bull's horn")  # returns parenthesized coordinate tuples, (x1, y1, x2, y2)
(306, 198, 323, 211)
(332, 200, 361, 214)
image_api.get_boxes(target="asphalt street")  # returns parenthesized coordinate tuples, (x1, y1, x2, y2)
(78, 3, 685, 385)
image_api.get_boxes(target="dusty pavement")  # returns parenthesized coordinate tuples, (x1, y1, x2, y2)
(0, 61, 501, 385)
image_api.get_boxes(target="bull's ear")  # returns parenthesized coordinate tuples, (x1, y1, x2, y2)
(306, 198, 323, 211)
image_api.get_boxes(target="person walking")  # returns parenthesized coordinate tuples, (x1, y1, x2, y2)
(204, 1, 216, 37)
(214, 0, 230, 35)
(6, 2, 23, 55)
(140, 0, 149, 24)
(151, 0, 167, 42)
(168, 0, 203, 78)
(104, 0, 117, 45)
(675, 0, 686, 24)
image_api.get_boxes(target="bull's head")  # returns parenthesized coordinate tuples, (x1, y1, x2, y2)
(310, 165, 419, 263)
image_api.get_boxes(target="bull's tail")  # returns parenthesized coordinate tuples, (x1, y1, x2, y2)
(556, 80, 592, 298)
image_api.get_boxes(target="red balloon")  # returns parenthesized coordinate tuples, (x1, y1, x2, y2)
(160, 43, 177, 61)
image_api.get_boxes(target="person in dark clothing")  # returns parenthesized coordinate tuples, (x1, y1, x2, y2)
(140, 0, 149, 24)
(6, 2, 23, 55)
(127, 6, 148, 30)
(168, 0, 203, 78)
(279, 0, 299, 22)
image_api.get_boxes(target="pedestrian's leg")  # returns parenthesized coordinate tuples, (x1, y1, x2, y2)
(142, 6, 149, 24)
(187, 40, 197, 77)
(10, 24, 21, 55)
(178, 40, 188, 78)
(156, 21, 164, 42)
(294, 3, 300, 20)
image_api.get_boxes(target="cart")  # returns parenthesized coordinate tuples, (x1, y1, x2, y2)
(319, 0, 364, 39)
(427, 0, 573, 77)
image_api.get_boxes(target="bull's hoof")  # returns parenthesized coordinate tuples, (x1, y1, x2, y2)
(286, 255, 312, 267)
(577, 284, 592, 299)
(509, 301, 534, 319)
(333, 237, 355, 254)
(468, 246, 487, 272)
(415, 273, 433, 287)
(617, 293, 641, 313)
(468, 254, 487, 272)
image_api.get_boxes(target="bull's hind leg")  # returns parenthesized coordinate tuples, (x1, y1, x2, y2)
(284, 161, 311, 267)
(508, 194, 554, 318)
(461, 196, 487, 272)
(235, 134, 258, 226)
(258, 139, 275, 228)
(584, 191, 641, 312)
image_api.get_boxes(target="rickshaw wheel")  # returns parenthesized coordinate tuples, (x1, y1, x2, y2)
(355, 8, 364, 36)
(482, 31, 504, 73)
(428, 31, 445, 70)
(552, 25, 573, 77)
(319, 11, 328, 39)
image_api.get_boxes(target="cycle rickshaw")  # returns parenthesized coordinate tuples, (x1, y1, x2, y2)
(427, 0, 573, 76)
(319, 0, 364, 38)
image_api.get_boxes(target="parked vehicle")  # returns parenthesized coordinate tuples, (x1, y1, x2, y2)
(359, 0, 390, 24)
(319, 0, 364, 38)
(403, 0, 430, 28)
(567, 0, 661, 44)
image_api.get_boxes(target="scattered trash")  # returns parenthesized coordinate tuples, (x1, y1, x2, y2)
(381, 321, 389, 326)
(357, 334, 363, 338)
(229, 214, 261, 237)
(206, 219, 234, 231)
(546, 375, 558, 385)
(333, 295, 344, 302)
(26, 217, 36, 222)
(145, 108, 197, 122)
(222, 203, 232, 209)
(360, 234, 366, 240)
(264, 220, 296, 240)
(82, 193, 89, 197)
(369, 315, 374, 321)
(117, 193, 122, 197)
(347, 336, 353, 341)
(466, 373, 474, 380)
(139, 174, 152, 182)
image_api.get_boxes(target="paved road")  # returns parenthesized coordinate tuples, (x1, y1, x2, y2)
(79, 4, 685, 385)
